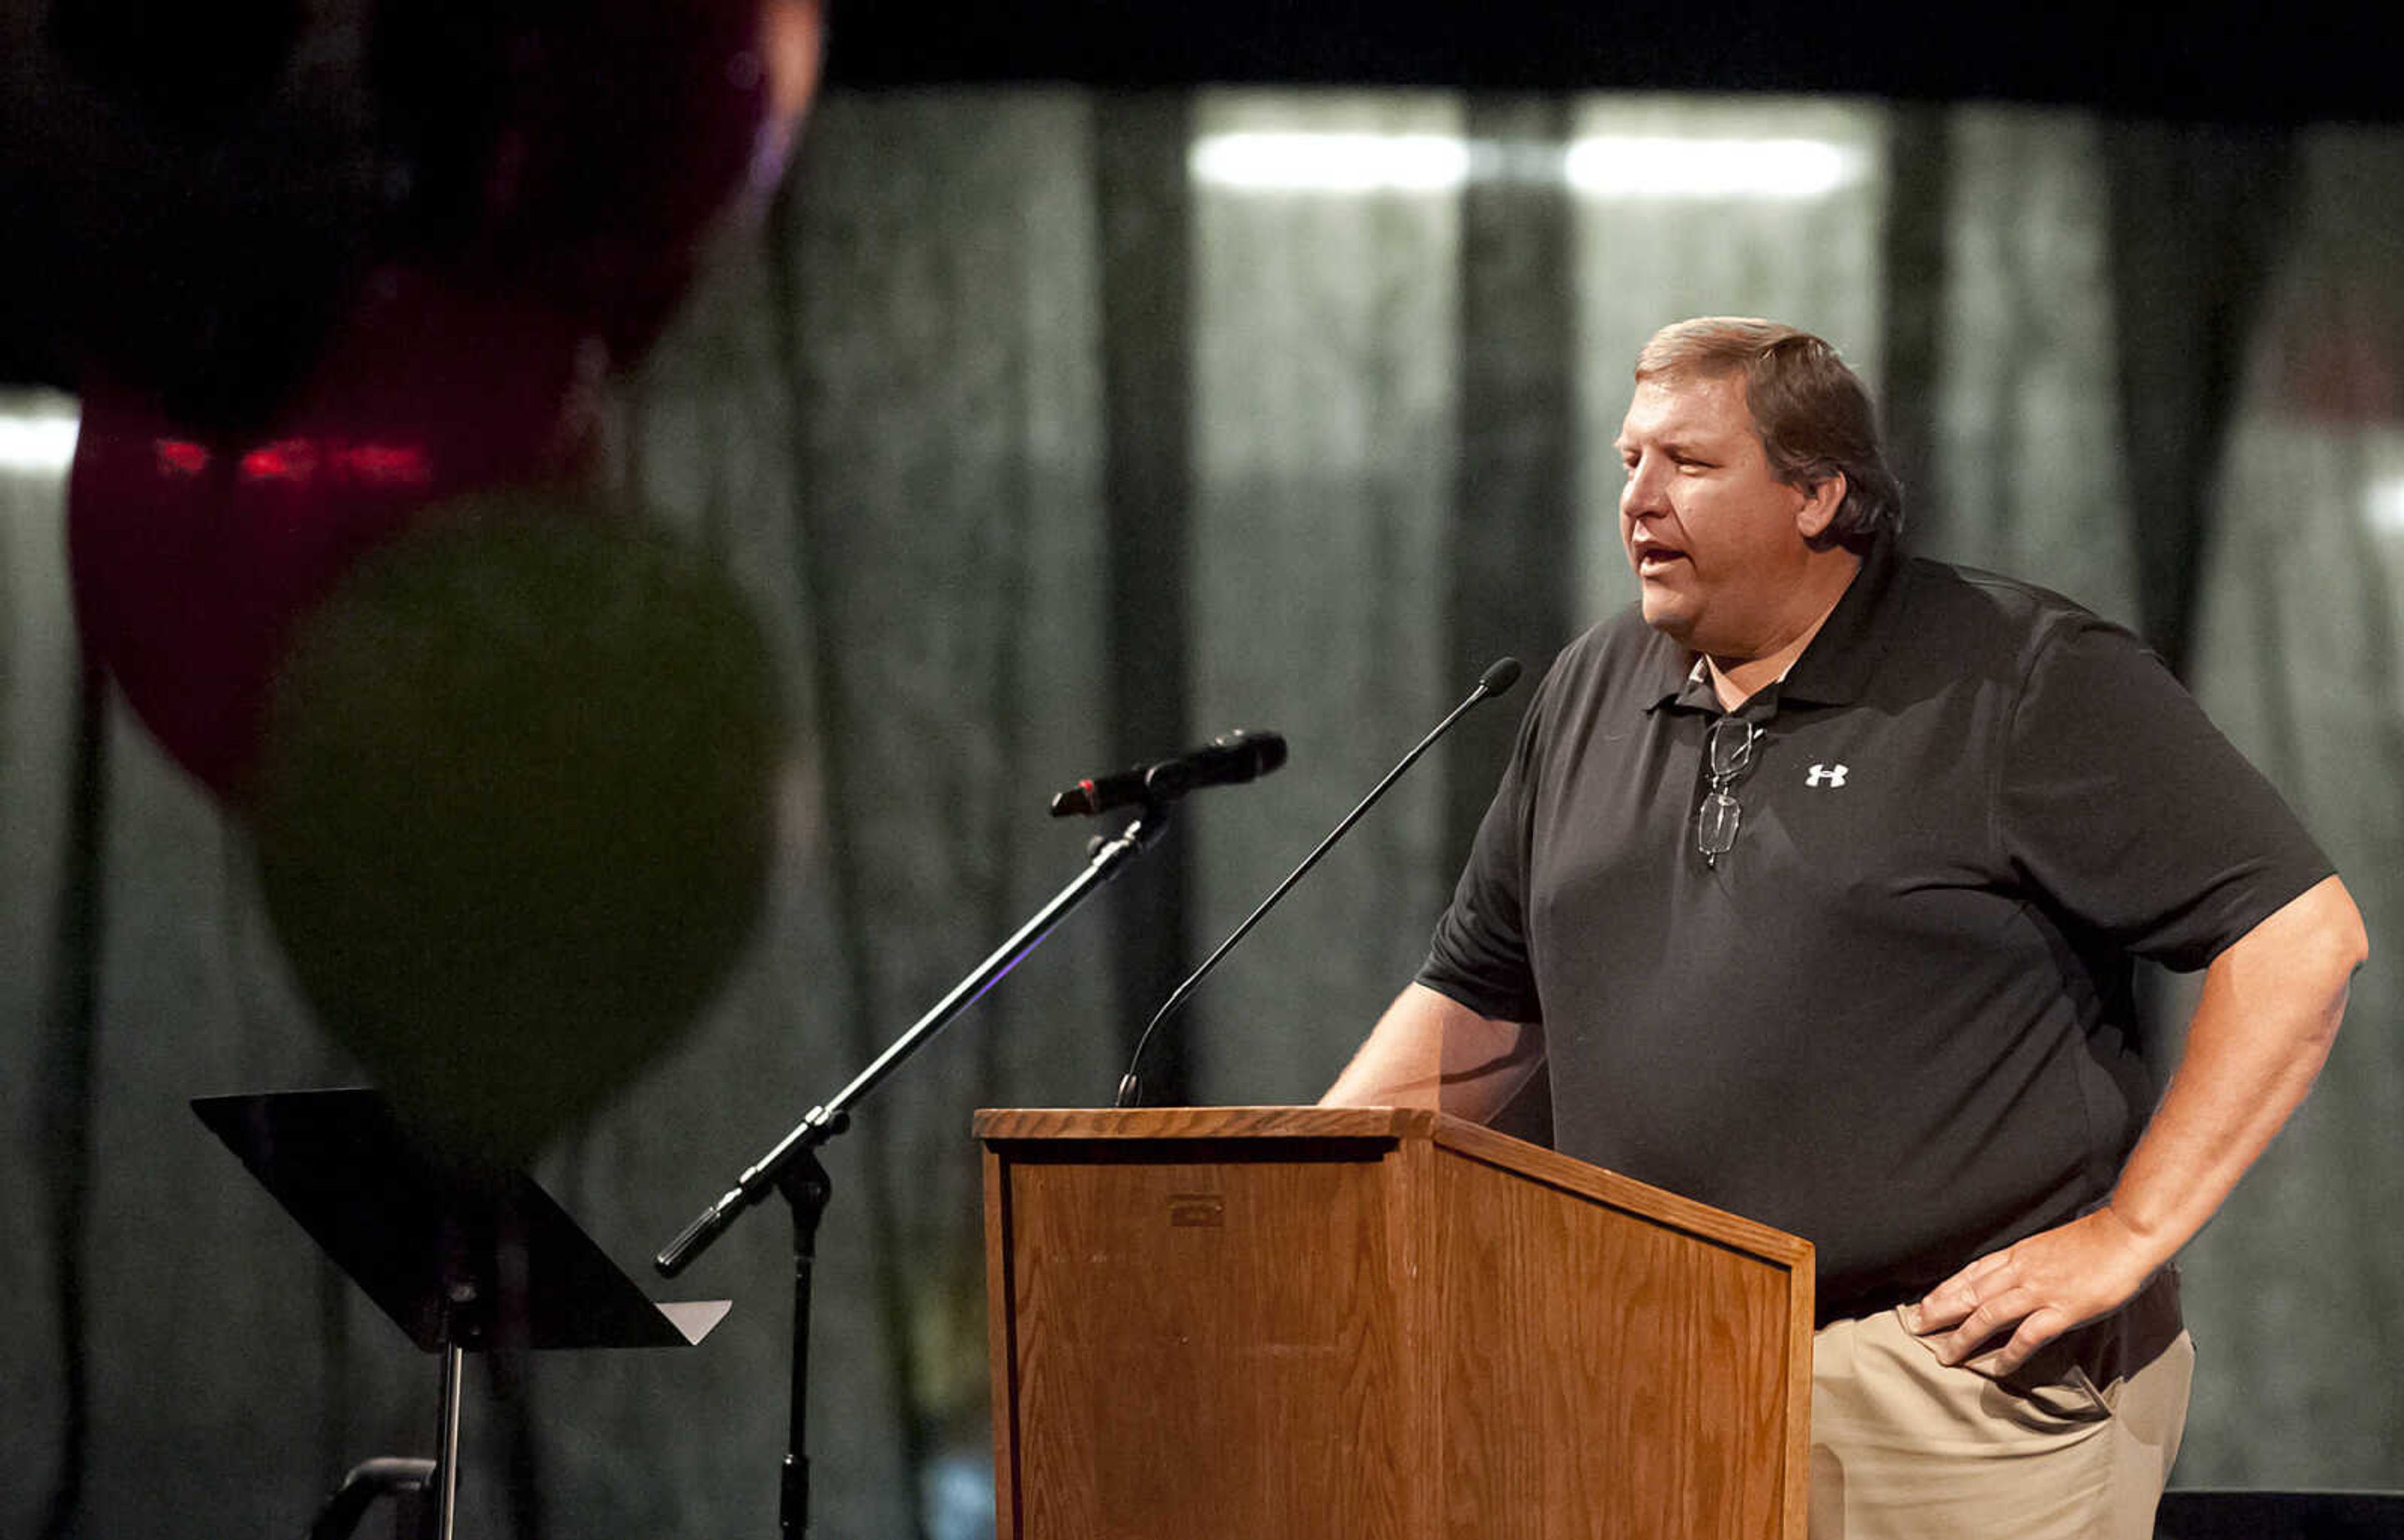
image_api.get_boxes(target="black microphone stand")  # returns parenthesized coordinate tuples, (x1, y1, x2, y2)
(654, 804, 1174, 1540)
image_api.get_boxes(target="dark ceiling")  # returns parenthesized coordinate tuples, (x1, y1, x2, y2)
(820, 0, 2394, 126)
(1, 0, 2388, 396)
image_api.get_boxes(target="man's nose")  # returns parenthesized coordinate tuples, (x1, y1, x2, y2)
(1621, 457, 1667, 516)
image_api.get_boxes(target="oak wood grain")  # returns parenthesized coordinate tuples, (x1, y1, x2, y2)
(982, 1107, 1811, 1540)
(975, 1105, 1438, 1141)
(994, 1138, 1415, 1539)
(1432, 1144, 1795, 1539)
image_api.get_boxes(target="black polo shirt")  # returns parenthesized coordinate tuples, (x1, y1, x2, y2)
(1420, 535, 2332, 1321)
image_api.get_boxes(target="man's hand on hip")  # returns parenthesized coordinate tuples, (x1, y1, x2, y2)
(1906, 1206, 2162, 1377)
(1913, 880, 2365, 1380)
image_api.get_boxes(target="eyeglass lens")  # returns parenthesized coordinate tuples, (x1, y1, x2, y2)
(1707, 718, 1757, 778)
(1698, 719, 1758, 866)
(1698, 789, 1742, 858)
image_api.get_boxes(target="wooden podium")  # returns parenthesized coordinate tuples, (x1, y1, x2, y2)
(977, 1106, 1812, 1540)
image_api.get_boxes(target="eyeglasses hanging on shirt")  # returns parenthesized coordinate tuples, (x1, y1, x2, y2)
(1697, 717, 1761, 868)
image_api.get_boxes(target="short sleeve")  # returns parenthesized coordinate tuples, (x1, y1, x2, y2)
(1417, 685, 1548, 1024)
(1998, 615, 2334, 972)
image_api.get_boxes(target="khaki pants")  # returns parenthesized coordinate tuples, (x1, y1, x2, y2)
(1809, 1270, 2193, 1540)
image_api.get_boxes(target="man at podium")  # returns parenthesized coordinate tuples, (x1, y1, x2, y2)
(1323, 317, 2366, 1540)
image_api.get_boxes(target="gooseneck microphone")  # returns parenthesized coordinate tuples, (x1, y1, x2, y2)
(1050, 729, 1288, 818)
(1114, 657, 1524, 1107)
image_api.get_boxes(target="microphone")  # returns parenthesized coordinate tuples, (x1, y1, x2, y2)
(1114, 656, 1524, 1107)
(1049, 729, 1287, 818)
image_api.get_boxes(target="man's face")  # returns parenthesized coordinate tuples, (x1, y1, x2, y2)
(1615, 371, 1827, 659)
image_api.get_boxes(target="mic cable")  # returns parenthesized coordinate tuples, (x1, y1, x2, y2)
(1114, 657, 1523, 1107)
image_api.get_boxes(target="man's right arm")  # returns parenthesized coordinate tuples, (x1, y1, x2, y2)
(1319, 982, 1541, 1123)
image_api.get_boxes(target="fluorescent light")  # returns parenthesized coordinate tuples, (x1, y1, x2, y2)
(0, 406, 79, 475)
(1191, 130, 1867, 200)
(1565, 135, 1867, 200)
(1190, 131, 1472, 193)
(2366, 475, 2404, 536)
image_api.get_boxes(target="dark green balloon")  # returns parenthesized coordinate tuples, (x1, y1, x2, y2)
(252, 488, 784, 1167)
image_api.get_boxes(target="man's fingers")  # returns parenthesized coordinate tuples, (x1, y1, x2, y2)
(1928, 1285, 2037, 1365)
(1910, 1284, 1964, 1328)
(1913, 1251, 2024, 1338)
(1965, 1310, 2066, 1377)
(1906, 1214, 2154, 1374)
(1913, 1260, 2003, 1332)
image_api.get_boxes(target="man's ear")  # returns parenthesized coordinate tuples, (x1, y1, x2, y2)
(1795, 471, 1847, 542)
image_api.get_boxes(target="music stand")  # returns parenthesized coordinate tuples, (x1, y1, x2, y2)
(195, 1088, 729, 1540)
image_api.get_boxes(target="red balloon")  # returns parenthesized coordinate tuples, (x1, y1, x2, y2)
(64, 0, 829, 804)
(379, 0, 819, 368)
(68, 265, 597, 802)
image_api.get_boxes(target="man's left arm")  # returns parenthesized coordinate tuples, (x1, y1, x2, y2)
(1913, 873, 2366, 1374)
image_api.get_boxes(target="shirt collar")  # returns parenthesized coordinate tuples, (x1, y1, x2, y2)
(1640, 532, 1905, 716)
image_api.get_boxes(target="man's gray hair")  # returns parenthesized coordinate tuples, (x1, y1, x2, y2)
(1635, 317, 1904, 550)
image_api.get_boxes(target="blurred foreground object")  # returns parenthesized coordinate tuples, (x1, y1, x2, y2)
(53, 0, 823, 804)
(249, 490, 787, 1166)
(65, 270, 598, 801)
(39, 0, 824, 1164)
(26, 0, 821, 428)
(366, 0, 821, 366)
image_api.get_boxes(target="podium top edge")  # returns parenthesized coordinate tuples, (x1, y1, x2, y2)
(973, 1105, 1439, 1141)
(974, 1104, 1814, 1273)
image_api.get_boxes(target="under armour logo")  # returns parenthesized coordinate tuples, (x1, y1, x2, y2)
(1806, 763, 1849, 789)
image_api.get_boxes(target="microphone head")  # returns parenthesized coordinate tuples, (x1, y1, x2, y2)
(1478, 657, 1523, 697)
(1198, 728, 1286, 779)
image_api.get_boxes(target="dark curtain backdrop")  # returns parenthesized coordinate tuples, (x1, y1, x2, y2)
(4, 90, 2400, 1540)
